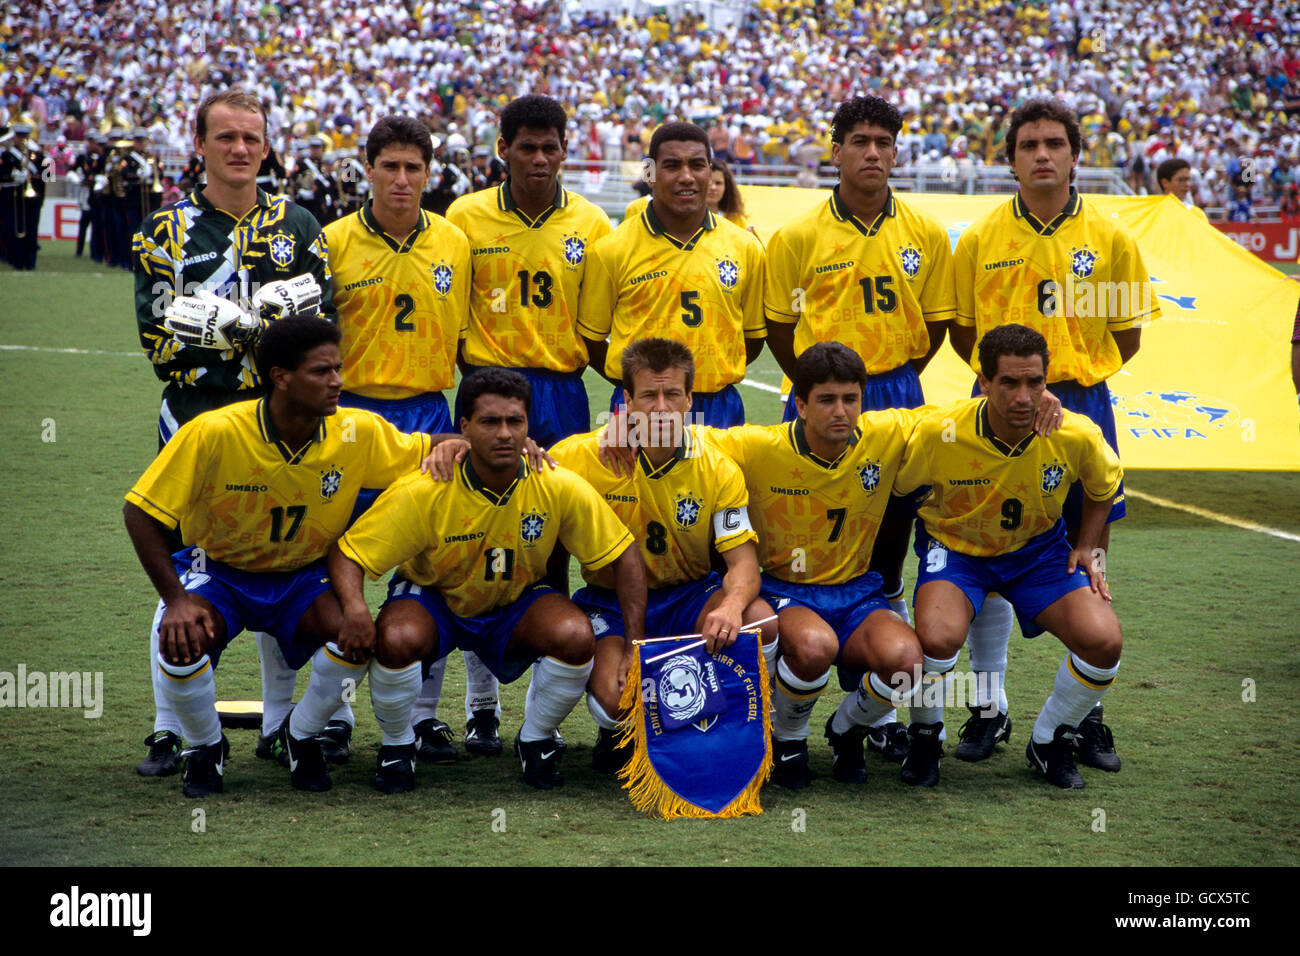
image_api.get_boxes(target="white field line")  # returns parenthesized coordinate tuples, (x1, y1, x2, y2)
(1125, 488, 1300, 542)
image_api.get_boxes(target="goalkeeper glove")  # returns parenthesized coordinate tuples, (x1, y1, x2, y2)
(162, 291, 262, 350)
(252, 273, 322, 322)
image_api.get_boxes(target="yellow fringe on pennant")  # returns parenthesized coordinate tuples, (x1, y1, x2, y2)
(615, 639, 772, 820)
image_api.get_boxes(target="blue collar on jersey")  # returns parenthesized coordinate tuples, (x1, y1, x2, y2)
(498, 178, 567, 228)
(976, 399, 1035, 457)
(1012, 188, 1082, 237)
(256, 398, 325, 464)
(461, 455, 529, 505)
(637, 425, 694, 478)
(359, 198, 429, 253)
(641, 200, 716, 251)
(788, 416, 860, 468)
(828, 185, 896, 237)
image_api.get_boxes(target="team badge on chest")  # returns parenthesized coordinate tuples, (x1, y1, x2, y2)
(674, 494, 702, 528)
(1041, 462, 1066, 494)
(430, 260, 454, 297)
(858, 460, 881, 493)
(898, 243, 922, 278)
(562, 233, 586, 268)
(320, 466, 343, 500)
(268, 233, 296, 268)
(1070, 245, 1099, 280)
(520, 509, 547, 544)
(716, 255, 739, 290)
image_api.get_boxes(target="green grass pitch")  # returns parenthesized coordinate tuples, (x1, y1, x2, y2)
(1, 241, 1297, 866)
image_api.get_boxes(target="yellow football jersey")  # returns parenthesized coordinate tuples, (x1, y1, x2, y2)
(764, 188, 956, 374)
(704, 410, 922, 585)
(323, 202, 469, 400)
(125, 400, 430, 571)
(337, 459, 634, 618)
(952, 191, 1160, 386)
(550, 425, 756, 590)
(894, 399, 1123, 557)
(578, 205, 766, 393)
(446, 182, 612, 373)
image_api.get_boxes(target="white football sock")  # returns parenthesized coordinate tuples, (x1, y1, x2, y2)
(289, 643, 365, 741)
(587, 693, 619, 731)
(772, 658, 829, 740)
(520, 656, 593, 742)
(831, 671, 897, 733)
(968, 595, 1012, 713)
(1033, 654, 1119, 744)
(411, 657, 446, 725)
(761, 633, 779, 672)
(369, 660, 422, 747)
(910, 651, 959, 728)
(157, 654, 221, 747)
(256, 631, 297, 735)
(148, 599, 183, 735)
(886, 585, 912, 627)
(464, 651, 501, 720)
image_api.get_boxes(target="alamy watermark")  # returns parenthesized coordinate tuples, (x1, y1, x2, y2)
(0, 665, 103, 718)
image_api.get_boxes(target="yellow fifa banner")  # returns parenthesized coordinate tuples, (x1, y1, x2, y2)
(744, 186, 1300, 469)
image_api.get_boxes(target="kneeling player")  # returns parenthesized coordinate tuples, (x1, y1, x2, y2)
(550, 338, 777, 772)
(894, 324, 1123, 789)
(123, 317, 431, 796)
(329, 369, 646, 792)
(706, 343, 925, 788)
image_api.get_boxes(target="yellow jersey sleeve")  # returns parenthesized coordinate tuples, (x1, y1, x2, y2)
(126, 415, 211, 530)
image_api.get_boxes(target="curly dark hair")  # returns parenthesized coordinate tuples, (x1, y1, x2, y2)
(256, 315, 340, 390)
(500, 95, 568, 144)
(977, 324, 1051, 380)
(830, 96, 903, 144)
(458, 367, 532, 420)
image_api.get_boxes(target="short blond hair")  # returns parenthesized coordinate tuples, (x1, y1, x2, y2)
(195, 89, 268, 141)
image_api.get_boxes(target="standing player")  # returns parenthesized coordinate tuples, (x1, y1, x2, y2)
(253, 114, 468, 766)
(550, 338, 776, 772)
(123, 316, 431, 796)
(763, 95, 956, 757)
(579, 122, 766, 429)
(948, 98, 1155, 768)
(132, 89, 336, 778)
(705, 343, 927, 788)
(442, 95, 612, 755)
(328, 369, 647, 792)
(895, 325, 1124, 789)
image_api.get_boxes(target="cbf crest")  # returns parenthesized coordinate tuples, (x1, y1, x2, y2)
(858, 460, 881, 493)
(430, 260, 455, 297)
(520, 508, 547, 544)
(1041, 462, 1066, 494)
(562, 232, 586, 269)
(268, 232, 296, 268)
(674, 493, 702, 528)
(716, 255, 740, 291)
(898, 243, 922, 279)
(320, 466, 343, 500)
(1070, 244, 1099, 280)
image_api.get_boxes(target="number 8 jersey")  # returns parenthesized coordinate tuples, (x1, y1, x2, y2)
(894, 399, 1122, 557)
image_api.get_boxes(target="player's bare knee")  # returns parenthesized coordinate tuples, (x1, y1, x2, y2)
(781, 632, 837, 679)
(743, 598, 777, 642)
(546, 615, 595, 666)
(374, 622, 428, 669)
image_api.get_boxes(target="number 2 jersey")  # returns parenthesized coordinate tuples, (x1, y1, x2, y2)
(336, 459, 634, 618)
(125, 399, 430, 571)
(550, 425, 757, 590)
(704, 410, 921, 585)
(894, 398, 1123, 557)
(323, 202, 469, 399)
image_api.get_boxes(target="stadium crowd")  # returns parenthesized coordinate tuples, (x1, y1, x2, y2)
(1, 0, 1298, 216)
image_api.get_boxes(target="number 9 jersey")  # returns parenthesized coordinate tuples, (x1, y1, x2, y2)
(894, 398, 1122, 557)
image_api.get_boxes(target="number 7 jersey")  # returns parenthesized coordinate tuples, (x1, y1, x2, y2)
(704, 410, 922, 585)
